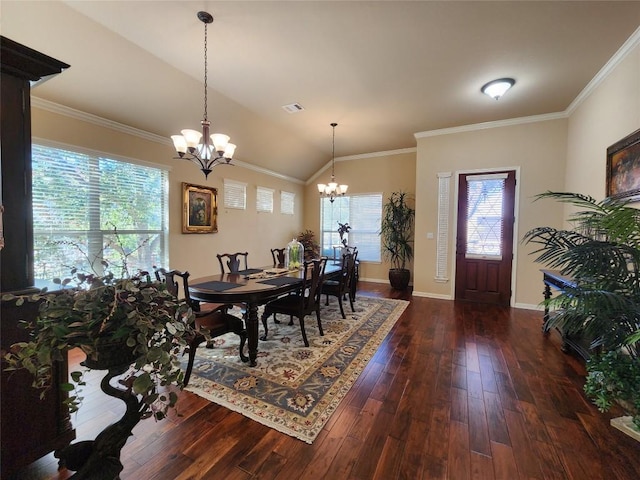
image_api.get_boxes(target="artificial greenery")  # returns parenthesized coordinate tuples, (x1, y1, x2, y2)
(584, 350, 640, 429)
(337, 222, 351, 247)
(523, 191, 640, 426)
(380, 191, 415, 270)
(298, 229, 320, 260)
(2, 233, 200, 421)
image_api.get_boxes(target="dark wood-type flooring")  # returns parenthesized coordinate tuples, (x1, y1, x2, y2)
(11, 282, 640, 479)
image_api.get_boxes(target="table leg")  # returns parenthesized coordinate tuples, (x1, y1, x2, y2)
(246, 303, 259, 367)
(543, 283, 551, 334)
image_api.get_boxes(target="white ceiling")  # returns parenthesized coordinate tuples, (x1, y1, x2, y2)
(3, 1, 640, 181)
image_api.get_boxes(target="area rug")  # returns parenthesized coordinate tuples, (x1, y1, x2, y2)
(184, 296, 409, 444)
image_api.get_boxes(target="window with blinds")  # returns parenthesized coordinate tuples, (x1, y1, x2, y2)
(256, 186, 274, 213)
(465, 173, 507, 259)
(224, 179, 246, 209)
(280, 191, 295, 215)
(320, 194, 382, 262)
(32, 143, 168, 281)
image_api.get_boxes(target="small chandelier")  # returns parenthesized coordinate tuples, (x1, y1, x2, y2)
(170, 11, 236, 179)
(317, 122, 348, 203)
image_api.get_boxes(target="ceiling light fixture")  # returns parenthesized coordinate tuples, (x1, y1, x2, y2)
(317, 122, 348, 203)
(481, 78, 515, 100)
(170, 11, 236, 179)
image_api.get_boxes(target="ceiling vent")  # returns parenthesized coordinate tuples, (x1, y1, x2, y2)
(282, 103, 304, 114)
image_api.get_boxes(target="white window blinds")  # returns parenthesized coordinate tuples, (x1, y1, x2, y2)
(31, 143, 168, 280)
(256, 186, 274, 213)
(224, 179, 246, 210)
(465, 173, 507, 259)
(320, 194, 382, 262)
(280, 191, 295, 215)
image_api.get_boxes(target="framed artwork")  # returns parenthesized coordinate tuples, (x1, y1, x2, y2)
(606, 128, 640, 202)
(182, 182, 218, 234)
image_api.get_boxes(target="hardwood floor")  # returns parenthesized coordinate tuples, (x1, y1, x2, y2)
(12, 282, 640, 479)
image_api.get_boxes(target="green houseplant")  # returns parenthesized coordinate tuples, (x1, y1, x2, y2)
(2, 234, 201, 477)
(298, 229, 321, 260)
(380, 191, 415, 290)
(523, 192, 640, 430)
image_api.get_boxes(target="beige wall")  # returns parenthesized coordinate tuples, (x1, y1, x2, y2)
(565, 43, 640, 200)
(30, 41, 639, 304)
(303, 151, 416, 283)
(32, 107, 305, 280)
(414, 119, 568, 307)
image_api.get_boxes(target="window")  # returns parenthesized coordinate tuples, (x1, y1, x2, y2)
(256, 186, 274, 213)
(224, 179, 246, 209)
(280, 191, 295, 215)
(32, 143, 168, 281)
(320, 194, 382, 262)
(464, 173, 507, 259)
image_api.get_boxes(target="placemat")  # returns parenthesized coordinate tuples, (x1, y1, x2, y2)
(236, 268, 263, 275)
(257, 276, 302, 287)
(190, 281, 243, 292)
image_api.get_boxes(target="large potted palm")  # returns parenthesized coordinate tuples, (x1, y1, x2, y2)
(380, 191, 415, 290)
(523, 192, 640, 433)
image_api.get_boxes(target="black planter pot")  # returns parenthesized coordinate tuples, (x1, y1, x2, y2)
(388, 268, 410, 290)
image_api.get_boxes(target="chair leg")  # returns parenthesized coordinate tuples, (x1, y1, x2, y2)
(237, 330, 248, 363)
(183, 335, 201, 387)
(325, 294, 329, 306)
(316, 308, 324, 336)
(348, 293, 355, 313)
(337, 294, 346, 319)
(299, 316, 310, 347)
(260, 311, 270, 341)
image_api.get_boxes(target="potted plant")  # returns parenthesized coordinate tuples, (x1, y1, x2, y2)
(380, 191, 415, 290)
(2, 234, 201, 477)
(523, 191, 640, 433)
(298, 229, 320, 260)
(337, 222, 351, 247)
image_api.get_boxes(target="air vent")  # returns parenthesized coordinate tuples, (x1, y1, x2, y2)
(282, 103, 304, 114)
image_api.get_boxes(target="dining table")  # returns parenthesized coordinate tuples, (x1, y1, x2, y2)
(189, 261, 341, 366)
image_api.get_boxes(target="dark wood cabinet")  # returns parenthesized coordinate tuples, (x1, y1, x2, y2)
(0, 36, 74, 477)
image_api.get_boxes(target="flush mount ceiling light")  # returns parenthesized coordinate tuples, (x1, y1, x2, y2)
(317, 123, 348, 203)
(481, 78, 515, 100)
(170, 11, 236, 179)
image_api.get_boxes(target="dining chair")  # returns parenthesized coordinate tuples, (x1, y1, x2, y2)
(160, 269, 248, 386)
(261, 257, 327, 347)
(216, 252, 249, 274)
(270, 248, 286, 267)
(322, 251, 356, 319)
(347, 247, 359, 303)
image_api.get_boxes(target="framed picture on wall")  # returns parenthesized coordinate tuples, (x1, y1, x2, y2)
(182, 182, 218, 234)
(606, 128, 640, 202)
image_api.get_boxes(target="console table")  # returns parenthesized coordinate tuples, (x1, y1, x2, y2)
(541, 269, 594, 361)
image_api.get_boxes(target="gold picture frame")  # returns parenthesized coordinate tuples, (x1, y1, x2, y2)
(606, 128, 640, 202)
(182, 182, 218, 234)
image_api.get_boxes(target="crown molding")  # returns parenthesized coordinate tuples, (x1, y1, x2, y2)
(30, 97, 304, 185)
(306, 147, 417, 185)
(414, 111, 567, 139)
(566, 25, 640, 115)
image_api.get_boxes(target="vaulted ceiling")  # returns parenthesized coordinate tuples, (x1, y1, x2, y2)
(3, 1, 640, 181)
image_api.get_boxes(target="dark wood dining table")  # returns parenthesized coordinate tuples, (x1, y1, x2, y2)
(189, 262, 341, 366)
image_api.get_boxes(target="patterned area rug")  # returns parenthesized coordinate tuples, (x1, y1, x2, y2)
(184, 296, 409, 444)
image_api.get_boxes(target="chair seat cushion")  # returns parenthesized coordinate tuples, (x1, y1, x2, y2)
(196, 311, 244, 336)
(265, 294, 302, 315)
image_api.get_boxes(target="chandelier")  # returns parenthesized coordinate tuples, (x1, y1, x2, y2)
(317, 122, 348, 202)
(170, 11, 236, 179)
